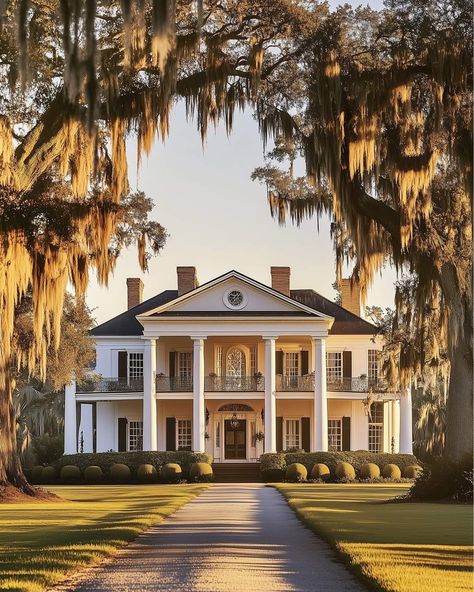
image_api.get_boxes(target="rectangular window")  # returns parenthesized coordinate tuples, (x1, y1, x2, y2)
(128, 352, 144, 380)
(368, 402, 384, 452)
(368, 349, 379, 382)
(250, 346, 257, 376)
(284, 419, 300, 450)
(177, 419, 192, 450)
(128, 420, 143, 451)
(216, 346, 223, 376)
(284, 352, 299, 377)
(326, 352, 342, 382)
(177, 352, 193, 379)
(328, 419, 342, 451)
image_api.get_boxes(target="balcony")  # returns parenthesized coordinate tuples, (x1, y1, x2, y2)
(276, 375, 314, 392)
(327, 377, 386, 393)
(76, 377, 144, 393)
(204, 376, 265, 392)
(155, 376, 193, 392)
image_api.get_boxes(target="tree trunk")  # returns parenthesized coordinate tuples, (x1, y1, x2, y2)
(0, 374, 36, 494)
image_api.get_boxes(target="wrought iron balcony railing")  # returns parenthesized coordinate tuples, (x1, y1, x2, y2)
(76, 377, 144, 393)
(276, 375, 315, 392)
(155, 376, 193, 392)
(326, 377, 386, 392)
(204, 376, 265, 392)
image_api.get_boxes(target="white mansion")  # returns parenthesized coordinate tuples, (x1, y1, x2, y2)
(64, 267, 413, 461)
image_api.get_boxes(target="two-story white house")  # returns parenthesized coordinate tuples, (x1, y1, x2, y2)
(64, 267, 413, 461)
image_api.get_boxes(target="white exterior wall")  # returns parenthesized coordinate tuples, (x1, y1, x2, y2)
(96, 402, 116, 452)
(351, 399, 369, 449)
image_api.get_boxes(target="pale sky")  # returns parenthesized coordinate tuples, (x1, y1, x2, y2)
(86, 0, 394, 325)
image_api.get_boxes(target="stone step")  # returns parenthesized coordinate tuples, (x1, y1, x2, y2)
(212, 463, 262, 483)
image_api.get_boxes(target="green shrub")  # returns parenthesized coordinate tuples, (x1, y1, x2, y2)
(137, 464, 158, 483)
(56, 451, 212, 478)
(189, 462, 213, 482)
(403, 465, 423, 479)
(31, 465, 44, 484)
(32, 435, 64, 465)
(286, 463, 308, 482)
(60, 465, 81, 483)
(261, 451, 418, 476)
(110, 463, 131, 483)
(41, 466, 57, 483)
(84, 465, 103, 483)
(409, 455, 473, 502)
(311, 463, 330, 481)
(360, 463, 381, 479)
(335, 462, 356, 481)
(161, 463, 182, 483)
(382, 464, 401, 479)
(261, 468, 285, 482)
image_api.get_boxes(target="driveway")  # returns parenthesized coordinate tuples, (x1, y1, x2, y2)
(64, 483, 366, 591)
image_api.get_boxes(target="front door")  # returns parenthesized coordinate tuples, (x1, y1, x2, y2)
(224, 419, 247, 459)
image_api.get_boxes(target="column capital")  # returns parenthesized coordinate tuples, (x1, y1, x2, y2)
(191, 335, 207, 341)
(141, 336, 159, 341)
(262, 335, 279, 341)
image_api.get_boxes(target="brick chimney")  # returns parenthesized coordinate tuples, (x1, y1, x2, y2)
(177, 266, 198, 296)
(126, 278, 144, 310)
(271, 267, 291, 297)
(340, 278, 362, 317)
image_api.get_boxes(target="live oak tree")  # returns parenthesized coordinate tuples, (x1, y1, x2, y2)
(0, 0, 471, 492)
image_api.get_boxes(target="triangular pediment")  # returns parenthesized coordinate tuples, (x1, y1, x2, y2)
(138, 271, 332, 318)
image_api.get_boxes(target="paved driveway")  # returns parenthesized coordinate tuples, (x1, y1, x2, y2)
(64, 484, 366, 592)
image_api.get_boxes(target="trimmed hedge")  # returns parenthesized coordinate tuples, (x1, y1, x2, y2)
(84, 465, 103, 483)
(335, 462, 356, 480)
(137, 464, 158, 483)
(41, 466, 57, 483)
(110, 463, 131, 483)
(189, 462, 213, 482)
(161, 463, 182, 483)
(286, 463, 307, 482)
(56, 451, 212, 478)
(403, 465, 423, 479)
(359, 463, 381, 479)
(382, 464, 401, 479)
(60, 465, 81, 483)
(261, 451, 417, 477)
(31, 465, 44, 484)
(311, 463, 330, 481)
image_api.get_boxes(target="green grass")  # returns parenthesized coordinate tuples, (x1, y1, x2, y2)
(0, 484, 209, 592)
(275, 483, 473, 592)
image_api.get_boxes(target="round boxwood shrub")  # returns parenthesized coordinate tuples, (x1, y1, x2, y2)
(189, 462, 213, 481)
(359, 463, 381, 479)
(403, 465, 423, 479)
(60, 464, 81, 483)
(31, 465, 44, 484)
(335, 462, 356, 481)
(41, 466, 57, 484)
(161, 463, 182, 483)
(285, 463, 307, 482)
(110, 463, 131, 483)
(84, 465, 103, 483)
(311, 463, 330, 481)
(382, 464, 401, 480)
(137, 464, 158, 483)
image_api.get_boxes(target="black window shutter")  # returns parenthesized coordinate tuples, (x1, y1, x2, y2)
(343, 351, 352, 378)
(166, 417, 176, 451)
(301, 417, 310, 452)
(301, 351, 309, 375)
(275, 351, 283, 375)
(342, 416, 351, 451)
(118, 351, 128, 380)
(276, 416, 283, 451)
(91, 402, 97, 453)
(169, 352, 176, 377)
(118, 417, 128, 451)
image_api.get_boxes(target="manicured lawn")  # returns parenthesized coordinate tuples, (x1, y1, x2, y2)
(0, 484, 209, 592)
(275, 483, 473, 592)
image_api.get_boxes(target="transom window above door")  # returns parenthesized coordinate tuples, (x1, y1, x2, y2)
(226, 348, 246, 377)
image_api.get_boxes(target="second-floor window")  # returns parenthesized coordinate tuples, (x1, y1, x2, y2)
(129, 353, 144, 380)
(326, 352, 342, 382)
(368, 349, 379, 382)
(177, 352, 193, 379)
(284, 352, 299, 377)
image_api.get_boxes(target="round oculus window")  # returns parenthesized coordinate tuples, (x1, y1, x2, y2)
(223, 288, 248, 310)
(227, 290, 244, 307)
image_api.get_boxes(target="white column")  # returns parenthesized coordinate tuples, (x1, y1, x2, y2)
(143, 339, 157, 451)
(391, 399, 400, 453)
(192, 336, 206, 452)
(263, 336, 277, 453)
(312, 337, 328, 451)
(64, 381, 77, 454)
(399, 386, 413, 454)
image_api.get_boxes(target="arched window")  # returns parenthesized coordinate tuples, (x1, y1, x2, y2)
(218, 403, 254, 412)
(226, 348, 246, 377)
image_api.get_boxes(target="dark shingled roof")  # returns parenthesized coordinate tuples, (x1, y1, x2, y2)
(90, 285, 377, 337)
